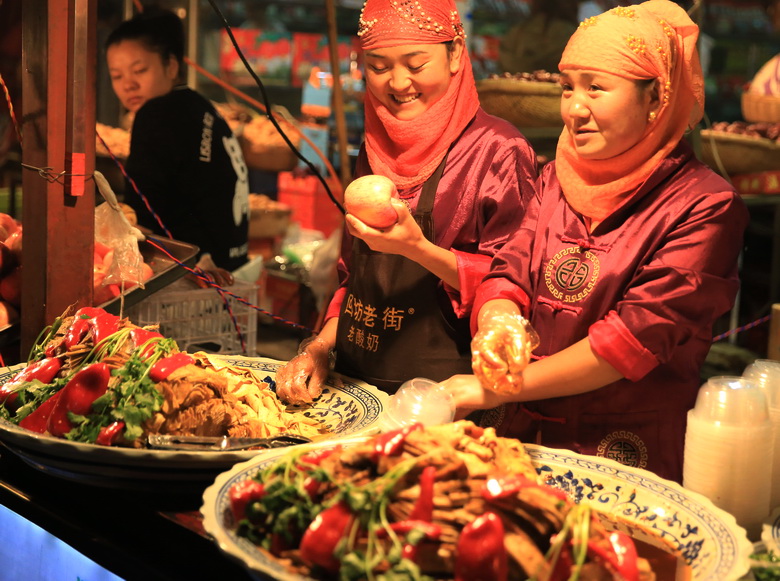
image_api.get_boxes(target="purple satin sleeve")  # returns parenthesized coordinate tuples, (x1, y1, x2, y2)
(598, 187, 745, 371)
(324, 285, 348, 322)
(444, 249, 491, 317)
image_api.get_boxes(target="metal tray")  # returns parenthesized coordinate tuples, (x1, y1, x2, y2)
(99, 236, 199, 315)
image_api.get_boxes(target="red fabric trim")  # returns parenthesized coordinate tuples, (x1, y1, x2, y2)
(471, 277, 530, 335)
(324, 286, 348, 322)
(589, 311, 658, 382)
(445, 249, 491, 318)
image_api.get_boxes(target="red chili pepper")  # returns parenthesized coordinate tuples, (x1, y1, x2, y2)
(48, 363, 111, 437)
(483, 474, 569, 502)
(88, 312, 120, 345)
(371, 423, 423, 461)
(0, 357, 62, 410)
(299, 501, 354, 573)
(75, 307, 106, 319)
(375, 519, 442, 563)
(409, 465, 436, 522)
(96, 421, 125, 446)
(303, 476, 321, 498)
(229, 479, 266, 522)
(64, 317, 91, 350)
(454, 511, 508, 581)
(298, 446, 339, 468)
(149, 352, 194, 382)
(18, 390, 65, 433)
(548, 537, 575, 581)
(47, 308, 106, 355)
(587, 532, 639, 581)
(130, 328, 164, 359)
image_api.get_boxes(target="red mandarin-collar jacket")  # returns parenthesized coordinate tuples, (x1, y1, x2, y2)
(474, 139, 749, 482)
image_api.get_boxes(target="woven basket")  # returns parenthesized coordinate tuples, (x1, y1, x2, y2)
(476, 78, 563, 128)
(742, 91, 780, 123)
(700, 129, 780, 176)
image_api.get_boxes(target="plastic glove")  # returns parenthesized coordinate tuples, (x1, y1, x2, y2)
(471, 310, 539, 395)
(439, 374, 510, 415)
(274, 336, 332, 405)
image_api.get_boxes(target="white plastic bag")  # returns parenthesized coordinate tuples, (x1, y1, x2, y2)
(94, 171, 146, 288)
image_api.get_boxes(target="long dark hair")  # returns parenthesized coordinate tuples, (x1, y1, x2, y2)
(105, 8, 185, 69)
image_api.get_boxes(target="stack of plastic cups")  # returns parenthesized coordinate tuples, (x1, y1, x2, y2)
(743, 359, 780, 512)
(683, 376, 773, 540)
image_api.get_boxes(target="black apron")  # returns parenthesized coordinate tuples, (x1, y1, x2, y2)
(335, 157, 473, 394)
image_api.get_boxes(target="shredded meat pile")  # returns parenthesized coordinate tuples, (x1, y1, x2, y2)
(43, 311, 326, 445)
(293, 422, 658, 580)
(144, 355, 325, 441)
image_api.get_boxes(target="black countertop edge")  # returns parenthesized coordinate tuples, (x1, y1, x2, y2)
(0, 447, 256, 581)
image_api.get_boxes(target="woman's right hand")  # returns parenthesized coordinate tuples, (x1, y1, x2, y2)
(471, 301, 538, 395)
(345, 198, 423, 257)
(274, 336, 332, 405)
(440, 374, 513, 414)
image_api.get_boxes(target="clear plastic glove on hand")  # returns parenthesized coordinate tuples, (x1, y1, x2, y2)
(440, 374, 509, 415)
(471, 311, 539, 395)
(274, 336, 331, 405)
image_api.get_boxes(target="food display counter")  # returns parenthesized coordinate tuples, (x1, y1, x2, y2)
(0, 448, 254, 581)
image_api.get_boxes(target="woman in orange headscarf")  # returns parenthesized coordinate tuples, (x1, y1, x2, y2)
(275, 0, 538, 401)
(442, 0, 749, 483)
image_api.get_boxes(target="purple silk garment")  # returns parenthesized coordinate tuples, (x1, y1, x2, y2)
(476, 139, 749, 483)
(325, 108, 538, 321)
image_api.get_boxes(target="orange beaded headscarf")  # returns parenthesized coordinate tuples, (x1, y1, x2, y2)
(358, 0, 481, 189)
(555, 0, 704, 222)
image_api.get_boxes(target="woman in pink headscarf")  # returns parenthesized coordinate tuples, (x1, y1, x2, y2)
(275, 0, 538, 400)
(442, 0, 749, 482)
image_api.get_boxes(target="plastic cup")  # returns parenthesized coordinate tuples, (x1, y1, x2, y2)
(690, 376, 770, 425)
(684, 377, 774, 539)
(744, 362, 780, 511)
(744, 359, 780, 410)
(380, 378, 455, 432)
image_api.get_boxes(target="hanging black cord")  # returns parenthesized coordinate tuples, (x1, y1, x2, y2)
(205, 0, 346, 215)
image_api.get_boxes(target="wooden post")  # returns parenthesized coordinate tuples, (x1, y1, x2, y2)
(21, 0, 96, 357)
(325, 0, 352, 188)
(769, 304, 780, 362)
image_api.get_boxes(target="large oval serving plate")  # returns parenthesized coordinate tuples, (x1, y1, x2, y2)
(0, 356, 388, 491)
(201, 440, 753, 581)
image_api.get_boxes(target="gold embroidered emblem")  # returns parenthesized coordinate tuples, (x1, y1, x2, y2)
(544, 247, 600, 303)
(597, 430, 648, 469)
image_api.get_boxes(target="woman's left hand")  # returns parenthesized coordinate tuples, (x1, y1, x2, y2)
(345, 198, 425, 257)
(440, 374, 513, 413)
